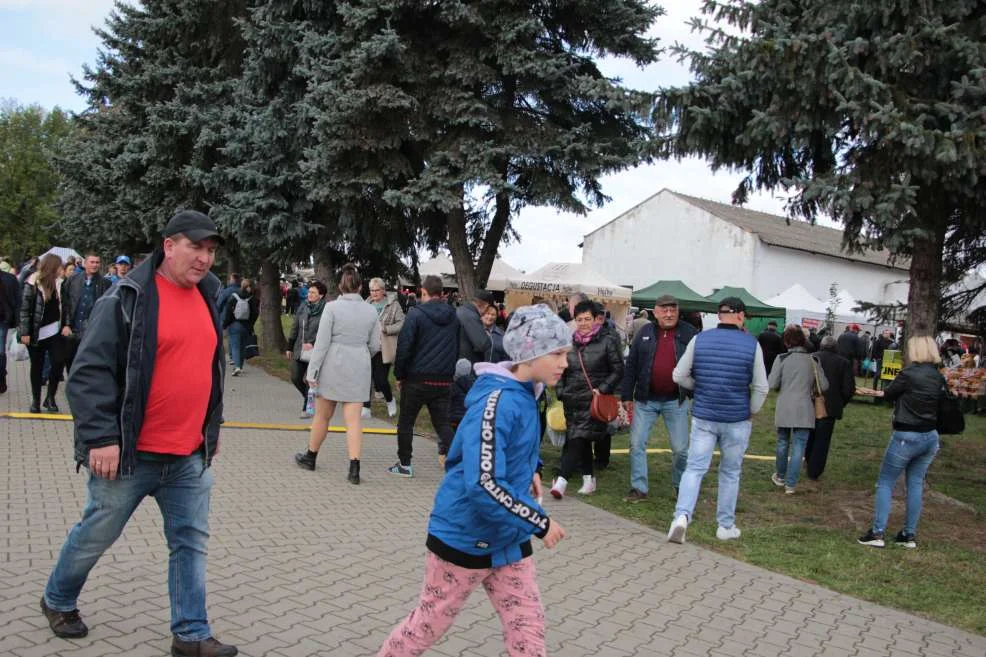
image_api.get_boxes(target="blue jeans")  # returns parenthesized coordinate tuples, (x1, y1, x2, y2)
(871, 430, 939, 536)
(629, 398, 691, 493)
(675, 418, 751, 529)
(45, 455, 215, 641)
(775, 427, 810, 487)
(228, 322, 245, 368)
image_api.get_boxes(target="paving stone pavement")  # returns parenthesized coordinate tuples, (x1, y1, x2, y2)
(2, 357, 985, 657)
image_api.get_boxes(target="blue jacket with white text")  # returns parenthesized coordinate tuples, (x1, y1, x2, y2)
(427, 362, 549, 569)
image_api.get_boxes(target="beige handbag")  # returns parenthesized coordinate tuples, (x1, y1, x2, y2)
(811, 358, 827, 419)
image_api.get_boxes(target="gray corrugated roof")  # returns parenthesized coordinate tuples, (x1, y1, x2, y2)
(670, 191, 909, 271)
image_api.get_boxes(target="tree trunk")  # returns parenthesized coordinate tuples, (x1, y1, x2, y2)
(314, 252, 338, 299)
(447, 198, 477, 300)
(259, 257, 286, 353)
(905, 227, 945, 341)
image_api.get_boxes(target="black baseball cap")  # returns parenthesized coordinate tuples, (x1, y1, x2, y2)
(163, 210, 224, 244)
(718, 296, 746, 313)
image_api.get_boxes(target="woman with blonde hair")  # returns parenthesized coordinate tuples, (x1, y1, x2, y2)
(859, 336, 945, 549)
(295, 264, 381, 484)
(364, 277, 403, 418)
(18, 254, 68, 413)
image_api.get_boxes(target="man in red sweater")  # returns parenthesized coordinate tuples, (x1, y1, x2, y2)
(41, 211, 237, 657)
(620, 295, 698, 502)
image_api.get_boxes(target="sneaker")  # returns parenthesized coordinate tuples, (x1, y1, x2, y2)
(624, 489, 648, 503)
(386, 399, 398, 417)
(667, 514, 688, 544)
(771, 473, 784, 487)
(299, 411, 313, 419)
(361, 407, 371, 419)
(857, 529, 885, 548)
(231, 367, 242, 377)
(784, 486, 796, 495)
(550, 476, 568, 499)
(387, 462, 413, 477)
(438, 453, 446, 468)
(577, 476, 597, 495)
(40, 597, 88, 638)
(893, 531, 917, 549)
(716, 525, 741, 540)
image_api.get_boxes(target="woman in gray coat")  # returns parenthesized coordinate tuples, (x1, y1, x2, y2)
(294, 265, 381, 484)
(285, 280, 328, 417)
(768, 325, 828, 494)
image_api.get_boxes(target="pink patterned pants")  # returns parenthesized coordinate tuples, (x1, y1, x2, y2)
(377, 552, 547, 657)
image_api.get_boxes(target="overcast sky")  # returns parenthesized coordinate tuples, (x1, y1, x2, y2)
(1, 0, 807, 272)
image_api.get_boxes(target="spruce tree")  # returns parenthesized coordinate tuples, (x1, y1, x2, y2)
(655, 0, 986, 337)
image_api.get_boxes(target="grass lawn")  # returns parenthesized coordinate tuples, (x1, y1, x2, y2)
(252, 321, 985, 634)
(539, 390, 986, 635)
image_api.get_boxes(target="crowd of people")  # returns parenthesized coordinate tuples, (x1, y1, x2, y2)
(0, 225, 968, 657)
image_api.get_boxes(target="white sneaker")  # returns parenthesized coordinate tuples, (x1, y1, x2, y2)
(577, 475, 597, 495)
(771, 473, 784, 487)
(667, 514, 688, 544)
(550, 477, 568, 499)
(386, 400, 398, 417)
(716, 525, 741, 540)
(360, 407, 371, 419)
(231, 367, 242, 377)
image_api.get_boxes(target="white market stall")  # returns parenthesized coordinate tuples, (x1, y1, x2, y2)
(406, 254, 523, 292)
(764, 284, 829, 329)
(503, 262, 632, 319)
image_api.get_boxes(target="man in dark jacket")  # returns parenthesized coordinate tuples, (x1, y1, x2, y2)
(0, 264, 20, 393)
(59, 253, 112, 374)
(870, 329, 895, 390)
(804, 336, 855, 479)
(620, 295, 698, 502)
(40, 211, 237, 657)
(457, 288, 493, 363)
(757, 321, 786, 375)
(391, 274, 460, 476)
(838, 324, 865, 375)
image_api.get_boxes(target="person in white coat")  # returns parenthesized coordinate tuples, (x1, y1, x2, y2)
(294, 265, 381, 484)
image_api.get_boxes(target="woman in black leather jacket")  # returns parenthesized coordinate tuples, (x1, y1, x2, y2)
(551, 300, 624, 498)
(858, 336, 946, 550)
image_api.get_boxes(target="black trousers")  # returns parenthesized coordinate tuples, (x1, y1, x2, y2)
(290, 359, 310, 407)
(594, 433, 612, 468)
(804, 417, 837, 480)
(396, 381, 453, 465)
(28, 336, 66, 403)
(364, 352, 393, 408)
(560, 435, 593, 479)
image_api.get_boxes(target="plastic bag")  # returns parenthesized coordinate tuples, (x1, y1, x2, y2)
(10, 342, 29, 362)
(545, 427, 566, 447)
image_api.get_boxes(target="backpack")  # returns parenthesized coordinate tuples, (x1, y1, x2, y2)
(232, 293, 250, 321)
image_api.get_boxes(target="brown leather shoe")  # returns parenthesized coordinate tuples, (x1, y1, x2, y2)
(171, 637, 238, 657)
(40, 597, 88, 638)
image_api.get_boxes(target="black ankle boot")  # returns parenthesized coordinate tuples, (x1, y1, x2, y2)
(348, 459, 360, 485)
(43, 396, 59, 413)
(294, 450, 316, 471)
(30, 398, 41, 413)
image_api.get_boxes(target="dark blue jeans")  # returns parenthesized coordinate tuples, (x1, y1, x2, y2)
(871, 430, 939, 536)
(228, 322, 246, 368)
(44, 455, 215, 641)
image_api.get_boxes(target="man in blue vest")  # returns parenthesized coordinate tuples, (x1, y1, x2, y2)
(667, 297, 769, 543)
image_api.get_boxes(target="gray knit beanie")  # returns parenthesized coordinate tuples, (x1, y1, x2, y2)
(503, 304, 572, 363)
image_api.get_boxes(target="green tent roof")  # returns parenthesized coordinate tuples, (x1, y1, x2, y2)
(705, 286, 785, 318)
(632, 280, 721, 313)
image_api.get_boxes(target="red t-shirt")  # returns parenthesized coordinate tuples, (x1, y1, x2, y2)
(649, 328, 679, 398)
(136, 273, 217, 455)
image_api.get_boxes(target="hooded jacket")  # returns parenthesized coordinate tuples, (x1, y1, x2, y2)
(427, 363, 550, 568)
(394, 299, 459, 381)
(66, 250, 225, 478)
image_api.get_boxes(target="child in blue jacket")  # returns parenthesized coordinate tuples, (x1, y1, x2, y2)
(377, 305, 571, 657)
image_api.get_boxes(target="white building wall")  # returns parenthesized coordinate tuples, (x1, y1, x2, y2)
(753, 243, 909, 305)
(582, 191, 759, 294)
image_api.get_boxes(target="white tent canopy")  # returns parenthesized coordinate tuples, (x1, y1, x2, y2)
(766, 283, 879, 329)
(410, 254, 523, 292)
(505, 262, 632, 302)
(832, 289, 870, 324)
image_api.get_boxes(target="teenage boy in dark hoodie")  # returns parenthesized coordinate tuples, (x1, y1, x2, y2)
(377, 304, 570, 657)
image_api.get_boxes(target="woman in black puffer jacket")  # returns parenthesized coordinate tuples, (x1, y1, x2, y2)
(551, 300, 624, 498)
(858, 336, 946, 550)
